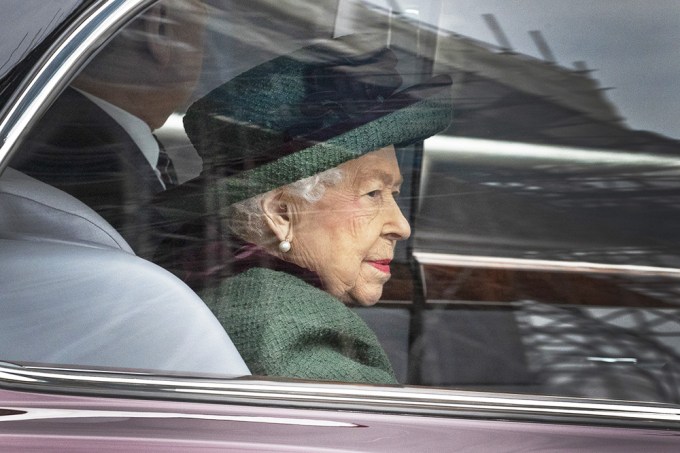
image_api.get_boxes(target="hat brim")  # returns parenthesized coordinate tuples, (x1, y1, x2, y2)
(155, 74, 452, 217)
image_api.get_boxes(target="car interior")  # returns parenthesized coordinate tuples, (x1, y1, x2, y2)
(0, 167, 249, 377)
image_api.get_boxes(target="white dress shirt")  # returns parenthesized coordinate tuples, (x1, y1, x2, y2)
(75, 89, 167, 188)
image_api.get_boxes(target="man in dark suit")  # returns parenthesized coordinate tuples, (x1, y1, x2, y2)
(11, 0, 206, 257)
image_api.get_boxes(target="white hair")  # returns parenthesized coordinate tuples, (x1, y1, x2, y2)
(227, 167, 343, 242)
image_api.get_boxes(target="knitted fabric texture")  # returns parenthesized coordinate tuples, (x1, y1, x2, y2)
(212, 96, 450, 205)
(182, 34, 453, 208)
(200, 267, 397, 384)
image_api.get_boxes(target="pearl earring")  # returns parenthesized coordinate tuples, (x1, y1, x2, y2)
(278, 239, 291, 253)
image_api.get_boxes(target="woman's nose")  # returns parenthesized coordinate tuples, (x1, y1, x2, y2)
(384, 198, 411, 240)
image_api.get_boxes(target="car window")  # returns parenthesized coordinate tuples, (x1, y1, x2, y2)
(0, 0, 83, 81)
(5, 0, 680, 404)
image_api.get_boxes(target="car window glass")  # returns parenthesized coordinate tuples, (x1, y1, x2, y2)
(6, 0, 680, 404)
(0, 0, 83, 80)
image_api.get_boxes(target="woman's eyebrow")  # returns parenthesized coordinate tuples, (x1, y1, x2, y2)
(359, 169, 403, 186)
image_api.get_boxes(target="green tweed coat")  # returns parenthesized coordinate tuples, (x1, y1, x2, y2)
(200, 267, 397, 384)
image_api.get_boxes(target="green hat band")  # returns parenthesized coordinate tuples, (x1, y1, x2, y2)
(216, 94, 452, 205)
(179, 35, 453, 213)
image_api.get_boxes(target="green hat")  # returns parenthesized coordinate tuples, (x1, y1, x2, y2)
(174, 34, 452, 212)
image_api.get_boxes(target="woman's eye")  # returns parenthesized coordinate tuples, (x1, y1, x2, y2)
(366, 190, 381, 198)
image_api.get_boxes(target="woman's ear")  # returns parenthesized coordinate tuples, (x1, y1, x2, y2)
(143, 5, 172, 67)
(260, 190, 293, 242)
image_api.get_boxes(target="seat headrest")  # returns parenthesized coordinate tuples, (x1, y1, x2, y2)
(0, 167, 133, 253)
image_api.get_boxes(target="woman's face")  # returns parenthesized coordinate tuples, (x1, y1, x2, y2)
(287, 146, 411, 306)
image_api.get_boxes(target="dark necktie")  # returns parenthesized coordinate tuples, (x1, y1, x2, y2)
(154, 135, 178, 188)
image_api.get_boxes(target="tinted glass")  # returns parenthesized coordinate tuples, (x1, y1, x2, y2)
(5, 0, 680, 403)
(0, 0, 83, 80)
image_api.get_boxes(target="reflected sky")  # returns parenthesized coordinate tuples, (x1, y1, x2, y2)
(365, 0, 680, 139)
(0, 0, 79, 80)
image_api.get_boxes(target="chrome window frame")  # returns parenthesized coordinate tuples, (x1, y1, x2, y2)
(2, 362, 680, 430)
(0, 0, 154, 170)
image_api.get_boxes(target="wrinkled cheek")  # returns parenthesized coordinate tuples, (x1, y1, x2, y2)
(317, 258, 362, 303)
(346, 211, 374, 238)
(349, 268, 389, 306)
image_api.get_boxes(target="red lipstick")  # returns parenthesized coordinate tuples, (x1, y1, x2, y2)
(368, 259, 391, 274)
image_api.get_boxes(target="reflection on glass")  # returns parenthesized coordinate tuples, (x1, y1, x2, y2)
(5, 0, 680, 404)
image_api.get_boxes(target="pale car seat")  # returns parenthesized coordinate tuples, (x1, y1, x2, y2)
(0, 167, 133, 252)
(0, 168, 250, 376)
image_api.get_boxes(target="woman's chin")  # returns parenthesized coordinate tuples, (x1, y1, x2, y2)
(347, 285, 384, 307)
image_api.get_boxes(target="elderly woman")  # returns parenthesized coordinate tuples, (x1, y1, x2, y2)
(164, 35, 452, 384)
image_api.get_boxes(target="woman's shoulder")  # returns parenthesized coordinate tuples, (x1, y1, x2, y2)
(201, 266, 340, 311)
(203, 267, 396, 384)
(227, 266, 325, 295)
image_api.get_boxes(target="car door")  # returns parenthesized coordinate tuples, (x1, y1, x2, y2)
(1, 0, 680, 451)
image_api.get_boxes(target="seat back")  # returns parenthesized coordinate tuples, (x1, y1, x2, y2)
(0, 167, 133, 252)
(0, 168, 250, 376)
